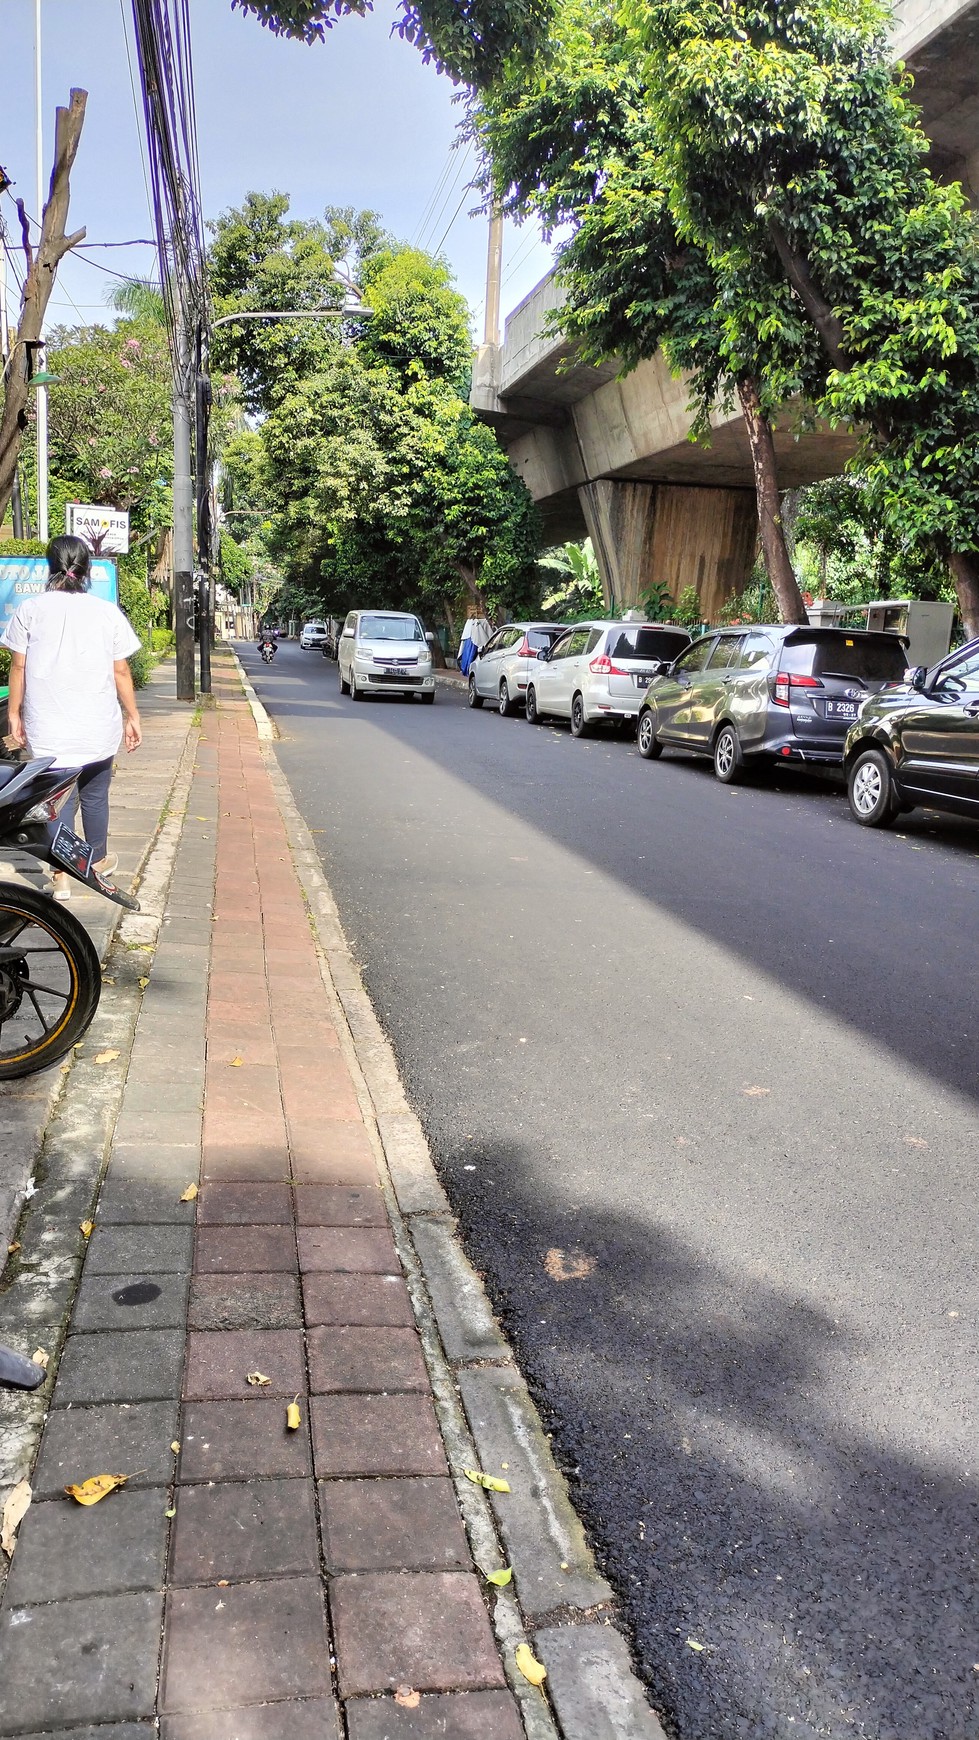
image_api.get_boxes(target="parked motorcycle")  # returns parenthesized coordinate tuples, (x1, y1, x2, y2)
(260, 637, 277, 664)
(0, 757, 139, 1081)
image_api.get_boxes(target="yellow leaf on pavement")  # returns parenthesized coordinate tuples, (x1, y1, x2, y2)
(138, 976, 150, 989)
(170, 1442, 181, 1454)
(79, 1221, 94, 1239)
(94, 1050, 120, 1065)
(246, 1371, 271, 1386)
(286, 1402, 301, 1430)
(486, 1567, 512, 1587)
(64, 1473, 130, 1507)
(179, 1183, 198, 1203)
(31, 1349, 49, 1370)
(1, 1480, 32, 1556)
(228, 1056, 244, 1067)
(515, 1643, 547, 1686)
(8, 1242, 21, 1254)
(686, 1638, 707, 1652)
(394, 1687, 421, 1709)
(463, 1468, 511, 1493)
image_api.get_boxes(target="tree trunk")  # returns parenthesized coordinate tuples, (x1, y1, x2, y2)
(453, 561, 489, 616)
(0, 89, 87, 521)
(737, 378, 809, 624)
(948, 550, 979, 639)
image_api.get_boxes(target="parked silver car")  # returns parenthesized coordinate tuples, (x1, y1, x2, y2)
(467, 622, 567, 715)
(338, 610, 436, 702)
(299, 620, 329, 650)
(525, 620, 693, 735)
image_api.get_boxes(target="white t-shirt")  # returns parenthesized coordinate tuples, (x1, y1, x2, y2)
(1, 590, 141, 767)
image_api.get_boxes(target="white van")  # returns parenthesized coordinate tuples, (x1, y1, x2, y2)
(337, 610, 436, 703)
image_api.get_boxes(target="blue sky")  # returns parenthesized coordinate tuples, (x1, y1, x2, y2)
(1, 0, 554, 339)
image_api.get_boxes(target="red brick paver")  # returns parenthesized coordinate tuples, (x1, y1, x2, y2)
(162, 671, 521, 1729)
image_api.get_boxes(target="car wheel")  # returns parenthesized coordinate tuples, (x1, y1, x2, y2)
(467, 674, 484, 709)
(848, 747, 900, 827)
(421, 691, 435, 705)
(499, 679, 517, 717)
(339, 664, 348, 695)
(570, 693, 591, 738)
(526, 685, 543, 724)
(637, 709, 663, 760)
(713, 723, 743, 784)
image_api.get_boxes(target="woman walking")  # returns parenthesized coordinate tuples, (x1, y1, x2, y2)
(1, 535, 142, 895)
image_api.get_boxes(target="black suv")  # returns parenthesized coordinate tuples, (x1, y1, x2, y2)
(637, 625, 910, 782)
(844, 637, 979, 827)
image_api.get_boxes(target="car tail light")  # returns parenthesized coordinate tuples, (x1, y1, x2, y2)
(773, 671, 823, 707)
(589, 654, 630, 676)
(23, 783, 75, 824)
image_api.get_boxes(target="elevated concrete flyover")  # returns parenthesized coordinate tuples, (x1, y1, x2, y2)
(472, 1, 979, 617)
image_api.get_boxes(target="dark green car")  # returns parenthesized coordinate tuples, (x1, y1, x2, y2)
(844, 637, 979, 826)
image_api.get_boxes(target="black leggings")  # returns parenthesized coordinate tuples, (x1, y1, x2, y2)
(62, 757, 114, 861)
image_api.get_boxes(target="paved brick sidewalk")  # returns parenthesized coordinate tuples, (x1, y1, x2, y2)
(0, 662, 527, 1736)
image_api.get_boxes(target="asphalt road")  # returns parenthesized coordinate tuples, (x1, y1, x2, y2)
(242, 640, 978, 1740)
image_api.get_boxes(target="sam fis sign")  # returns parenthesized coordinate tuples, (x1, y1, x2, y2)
(65, 503, 130, 555)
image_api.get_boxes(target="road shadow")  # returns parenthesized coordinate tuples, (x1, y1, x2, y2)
(442, 1139, 978, 1740)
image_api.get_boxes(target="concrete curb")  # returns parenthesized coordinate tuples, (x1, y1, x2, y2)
(240, 646, 666, 1739)
(235, 654, 278, 739)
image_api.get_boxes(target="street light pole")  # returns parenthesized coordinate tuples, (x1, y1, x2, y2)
(172, 307, 196, 702)
(34, 0, 49, 544)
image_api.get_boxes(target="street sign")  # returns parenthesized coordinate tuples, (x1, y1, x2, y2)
(65, 503, 130, 555)
(0, 556, 118, 639)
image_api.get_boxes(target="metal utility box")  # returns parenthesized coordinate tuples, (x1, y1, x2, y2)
(805, 600, 847, 628)
(860, 601, 954, 669)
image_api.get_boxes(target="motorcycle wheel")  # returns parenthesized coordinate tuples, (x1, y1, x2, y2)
(0, 883, 102, 1080)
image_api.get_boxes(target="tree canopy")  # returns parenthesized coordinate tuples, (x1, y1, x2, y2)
(231, 0, 553, 84)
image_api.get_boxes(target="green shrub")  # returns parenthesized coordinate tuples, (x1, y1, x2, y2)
(152, 626, 175, 655)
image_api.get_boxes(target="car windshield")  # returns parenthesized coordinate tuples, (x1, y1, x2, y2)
(360, 616, 424, 642)
(780, 634, 907, 683)
(608, 627, 691, 662)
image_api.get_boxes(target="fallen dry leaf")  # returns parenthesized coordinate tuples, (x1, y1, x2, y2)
(8, 1242, 20, 1254)
(544, 1248, 595, 1282)
(31, 1349, 49, 1370)
(905, 1136, 929, 1150)
(486, 1567, 512, 1587)
(686, 1638, 707, 1652)
(1, 1480, 32, 1557)
(286, 1401, 301, 1431)
(79, 1221, 94, 1239)
(179, 1183, 199, 1203)
(101, 975, 115, 985)
(394, 1687, 421, 1709)
(138, 976, 150, 989)
(93, 1050, 121, 1065)
(515, 1643, 547, 1686)
(217, 1579, 229, 1587)
(165, 1507, 176, 1518)
(463, 1468, 510, 1493)
(170, 1442, 181, 1454)
(742, 1085, 771, 1097)
(246, 1371, 271, 1387)
(65, 1473, 130, 1506)
(228, 1056, 244, 1067)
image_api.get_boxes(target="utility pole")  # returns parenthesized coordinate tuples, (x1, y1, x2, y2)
(484, 209, 504, 348)
(172, 309, 195, 701)
(34, 0, 49, 543)
(0, 219, 26, 539)
(195, 359, 211, 694)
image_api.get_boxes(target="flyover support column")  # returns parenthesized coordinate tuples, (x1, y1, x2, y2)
(578, 479, 758, 620)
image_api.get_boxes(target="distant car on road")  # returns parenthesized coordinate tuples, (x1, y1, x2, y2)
(636, 625, 909, 782)
(300, 621, 330, 650)
(525, 621, 693, 735)
(337, 610, 436, 703)
(467, 622, 567, 715)
(844, 637, 979, 827)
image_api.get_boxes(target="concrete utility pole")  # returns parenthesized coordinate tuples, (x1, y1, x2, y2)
(172, 309, 196, 702)
(484, 209, 504, 348)
(0, 220, 26, 539)
(33, 0, 49, 543)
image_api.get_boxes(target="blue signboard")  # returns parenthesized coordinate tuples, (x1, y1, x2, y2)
(0, 557, 118, 639)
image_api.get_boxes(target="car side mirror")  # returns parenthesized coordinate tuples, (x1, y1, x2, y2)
(536, 648, 550, 662)
(425, 632, 435, 644)
(907, 665, 928, 693)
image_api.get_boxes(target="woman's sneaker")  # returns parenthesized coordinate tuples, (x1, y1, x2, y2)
(94, 853, 118, 878)
(52, 872, 71, 901)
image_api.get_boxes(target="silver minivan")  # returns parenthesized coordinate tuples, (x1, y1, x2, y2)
(467, 622, 567, 714)
(525, 620, 693, 735)
(338, 611, 436, 703)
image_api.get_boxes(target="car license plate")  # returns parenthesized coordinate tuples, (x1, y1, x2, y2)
(636, 672, 654, 688)
(825, 700, 858, 719)
(389, 666, 408, 677)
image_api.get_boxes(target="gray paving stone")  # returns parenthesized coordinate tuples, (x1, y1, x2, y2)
(409, 1220, 508, 1363)
(113, 1112, 202, 1149)
(121, 1082, 205, 1117)
(0, 1591, 163, 1733)
(345, 1692, 523, 1740)
(14, 1727, 155, 1740)
(5, 1489, 170, 1605)
(86, 1223, 195, 1274)
(534, 1624, 668, 1739)
(32, 1401, 179, 1499)
(97, 1177, 199, 1223)
(72, 1271, 191, 1332)
(457, 1366, 612, 1619)
(54, 1329, 184, 1405)
(162, 1708, 339, 1740)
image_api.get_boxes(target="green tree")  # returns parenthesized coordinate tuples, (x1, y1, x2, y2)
(232, 0, 553, 84)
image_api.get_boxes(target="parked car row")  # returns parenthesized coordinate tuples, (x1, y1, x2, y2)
(465, 617, 979, 831)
